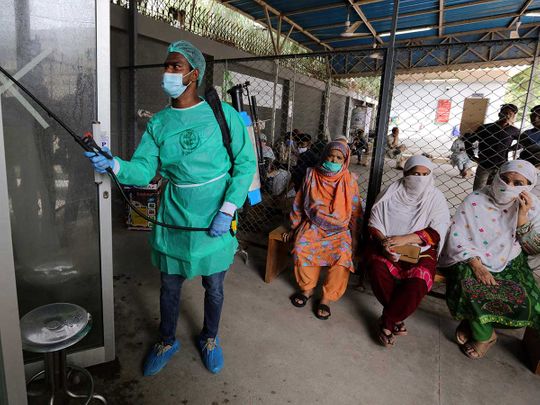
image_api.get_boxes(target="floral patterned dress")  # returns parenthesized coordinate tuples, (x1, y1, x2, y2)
(444, 253, 540, 330)
(290, 169, 362, 273)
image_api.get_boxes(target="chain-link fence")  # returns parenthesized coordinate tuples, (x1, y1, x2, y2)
(210, 51, 382, 238)
(117, 49, 383, 238)
(116, 37, 540, 240)
(382, 41, 540, 216)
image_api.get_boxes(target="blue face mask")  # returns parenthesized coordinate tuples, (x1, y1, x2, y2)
(322, 161, 342, 172)
(162, 71, 193, 99)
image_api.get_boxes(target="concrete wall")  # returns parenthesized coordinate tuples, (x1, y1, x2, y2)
(328, 93, 348, 139)
(290, 82, 323, 137)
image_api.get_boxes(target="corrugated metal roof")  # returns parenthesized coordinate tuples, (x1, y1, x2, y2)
(222, 0, 540, 50)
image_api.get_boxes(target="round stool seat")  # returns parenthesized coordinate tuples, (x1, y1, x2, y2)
(20, 303, 92, 353)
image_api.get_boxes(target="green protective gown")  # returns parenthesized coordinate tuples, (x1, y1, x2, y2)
(115, 100, 256, 278)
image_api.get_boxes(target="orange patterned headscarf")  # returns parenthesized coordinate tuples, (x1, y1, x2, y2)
(302, 141, 354, 232)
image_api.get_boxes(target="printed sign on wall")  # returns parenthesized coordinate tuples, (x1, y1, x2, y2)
(436, 99, 452, 123)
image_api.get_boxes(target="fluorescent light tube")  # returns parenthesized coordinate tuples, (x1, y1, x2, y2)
(379, 26, 433, 37)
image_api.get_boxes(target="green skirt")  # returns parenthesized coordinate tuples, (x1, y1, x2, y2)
(444, 253, 540, 330)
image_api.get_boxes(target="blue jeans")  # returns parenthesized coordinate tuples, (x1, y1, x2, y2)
(159, 271, 226, 345)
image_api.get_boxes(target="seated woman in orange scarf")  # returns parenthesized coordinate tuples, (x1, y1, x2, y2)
(368, 155, 450, 347)
(282, 141, 362, 320)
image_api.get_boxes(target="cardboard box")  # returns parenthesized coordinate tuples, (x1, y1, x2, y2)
(124, 179, 162, 231)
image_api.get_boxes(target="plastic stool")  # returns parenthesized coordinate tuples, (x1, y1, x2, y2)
(20, 303, 107, 404)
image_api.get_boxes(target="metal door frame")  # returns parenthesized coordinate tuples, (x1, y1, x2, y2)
(0, 93, 27, 405)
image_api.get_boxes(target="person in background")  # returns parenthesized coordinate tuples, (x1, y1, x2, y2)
(276, 130, 299, 166)
(258, 133, 276, 174)
(518, 105, 540, 166)
(265, 161, 291, 197)
(85, 41, 256, 376)
(311, 137, 329, 159)
(450, 135, 474, 179)
(441, 160, 540, 359)
(465, 103, 520, 190)
(368, 155, 450, 347)
(350, 130, 368, 165)
(291, 133, 320, 191)
(386, 127, 406, 170)
(259, 133, 276, 161)
(282, 141, 362, 320)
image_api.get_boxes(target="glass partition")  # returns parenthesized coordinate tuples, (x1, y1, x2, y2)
(0, 0, 103, 361)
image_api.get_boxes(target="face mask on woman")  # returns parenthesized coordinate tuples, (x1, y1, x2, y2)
(162, 70, 194, 99)
(322, 161, 342, 173)
(298, 147, 308, 154)
(490, 174, 530, 205)
(403, 174, 432, 198)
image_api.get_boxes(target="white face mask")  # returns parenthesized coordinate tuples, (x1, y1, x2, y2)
(490, 175, 530, 205)
(298, 147, 308, 153)
(162, 70, 194, 99)
(403, 175, 432, 198)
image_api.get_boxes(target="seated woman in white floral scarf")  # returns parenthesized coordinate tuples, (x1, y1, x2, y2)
(440, 160, 540, 359)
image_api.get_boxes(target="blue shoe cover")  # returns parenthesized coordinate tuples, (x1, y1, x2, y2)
(198, 336, 224, 374)
(143, 340, 180, 376)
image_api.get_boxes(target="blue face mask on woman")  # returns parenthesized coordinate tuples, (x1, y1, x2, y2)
(162, 70, 194, 99)
(322, 161, 342, 172)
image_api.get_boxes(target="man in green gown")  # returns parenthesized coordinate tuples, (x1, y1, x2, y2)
(86, 41, 256, 375)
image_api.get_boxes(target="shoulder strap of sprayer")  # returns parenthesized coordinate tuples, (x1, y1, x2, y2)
(205, 86, 234, 175)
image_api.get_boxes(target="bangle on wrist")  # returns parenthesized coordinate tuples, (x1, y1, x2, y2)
(516, 221, 532, 237)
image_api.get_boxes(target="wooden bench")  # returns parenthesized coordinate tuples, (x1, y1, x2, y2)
(265, 225, 292, 283)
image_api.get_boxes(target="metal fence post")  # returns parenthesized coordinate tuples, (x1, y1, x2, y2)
(343, 96, 351, 138)
(287, 64, 297, 171)
(128, 0, 138, 158)
(365, 0, 400, 213)
(269, 60, 280, 145)
(323, 75, 332, 140)
(518, 33, 540, 136)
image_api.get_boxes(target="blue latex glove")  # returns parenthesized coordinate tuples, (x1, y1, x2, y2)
(209, 211, 232, 237)
(83, 147, 114, 174)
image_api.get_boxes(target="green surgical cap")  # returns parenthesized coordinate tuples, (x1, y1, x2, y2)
(167, 40, 206, 86)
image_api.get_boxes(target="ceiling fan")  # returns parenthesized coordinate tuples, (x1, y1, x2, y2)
(316, 5, 369, 39)
(340, 7, 365, 37)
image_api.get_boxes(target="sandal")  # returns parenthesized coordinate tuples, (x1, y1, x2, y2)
(315, 303, 331, 320)
(290, 292, 312, 308)
(392, 322, 408, 336)
(455, 320, 471, 345)
(461, 331, 497, 359)
(379, 327, 396, 347)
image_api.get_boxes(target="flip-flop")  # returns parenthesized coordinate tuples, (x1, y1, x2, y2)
(455, 320, 471, 345)
(290, 292, 312, 308)
(461, 332, 497, 359)
(315, 303, 331, 320)
(393, 322, 408, 336)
